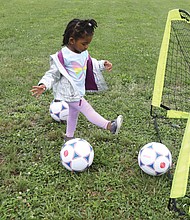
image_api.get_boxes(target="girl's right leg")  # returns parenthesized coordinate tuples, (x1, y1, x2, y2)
(66, 103, 79, 138)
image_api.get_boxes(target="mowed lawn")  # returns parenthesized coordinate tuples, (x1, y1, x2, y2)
(1, 0, 190, 219)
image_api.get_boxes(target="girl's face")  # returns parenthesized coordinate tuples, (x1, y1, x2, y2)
(68, 35, 93, 53)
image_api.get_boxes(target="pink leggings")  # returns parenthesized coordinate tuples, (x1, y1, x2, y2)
(66, 98, 109, 137)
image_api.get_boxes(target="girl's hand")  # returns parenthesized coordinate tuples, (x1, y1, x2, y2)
(104, 60, 112, 72)
(30, 84, 46, 98)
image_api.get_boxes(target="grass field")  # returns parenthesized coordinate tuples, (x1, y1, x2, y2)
(1, 0, 190, 219)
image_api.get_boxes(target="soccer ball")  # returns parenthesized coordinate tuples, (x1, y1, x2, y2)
(138, 142, 172, 176)
(60, 138, 94, 172)
(49, 100, 69, 122)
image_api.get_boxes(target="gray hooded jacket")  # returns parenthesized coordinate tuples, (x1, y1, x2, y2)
(38, 50, 108, 102)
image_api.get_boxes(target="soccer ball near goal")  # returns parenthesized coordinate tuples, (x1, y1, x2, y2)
(60, 138, 94, 172)
(138, 142, 172, 176)
(49, 100, 69, 122)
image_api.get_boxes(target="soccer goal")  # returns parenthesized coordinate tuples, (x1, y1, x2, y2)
(151, 9, 190, 119)
(150, 9, 190, 216)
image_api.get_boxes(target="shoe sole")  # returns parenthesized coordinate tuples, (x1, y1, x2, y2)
(115, 115, 123, 135)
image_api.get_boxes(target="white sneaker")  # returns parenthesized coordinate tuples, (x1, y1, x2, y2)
(110, 115, 123, 135)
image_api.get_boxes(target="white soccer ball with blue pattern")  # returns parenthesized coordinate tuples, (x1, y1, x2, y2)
(49, 100, 69, 122)
(60, 138, 94, 172)
(138, 142, 172, 176)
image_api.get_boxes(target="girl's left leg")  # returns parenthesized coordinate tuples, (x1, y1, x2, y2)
(65, 98, 123, 139)
(79, 98, 110, 129)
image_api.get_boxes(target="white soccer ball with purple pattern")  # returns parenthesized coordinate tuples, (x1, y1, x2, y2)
(138, 142, 172, 176)
(60, 138, 94, 172)
(49, 100, 69, 122)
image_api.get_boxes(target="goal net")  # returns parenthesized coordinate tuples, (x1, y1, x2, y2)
(151, 9, 190, 119)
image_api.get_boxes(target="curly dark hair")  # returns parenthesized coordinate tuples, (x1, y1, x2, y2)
(62, 18, 98, 46)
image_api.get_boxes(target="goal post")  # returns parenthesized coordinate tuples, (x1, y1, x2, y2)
(151, 9, 190, 215)
(169, 114, 190, 215)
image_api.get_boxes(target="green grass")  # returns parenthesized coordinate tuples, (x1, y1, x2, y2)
(1, 0, 190, 219)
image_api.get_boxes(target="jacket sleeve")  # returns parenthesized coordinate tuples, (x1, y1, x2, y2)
(38, 57, 61, 90)
(86, 56, 108, 92)
(96, 60, 106, 72)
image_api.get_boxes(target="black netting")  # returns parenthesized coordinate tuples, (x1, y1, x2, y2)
(161, 19, 190, 112)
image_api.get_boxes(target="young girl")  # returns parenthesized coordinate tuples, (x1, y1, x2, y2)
(31, 18, 123, 141)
